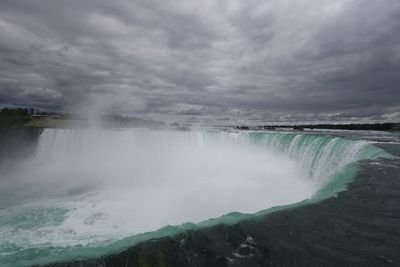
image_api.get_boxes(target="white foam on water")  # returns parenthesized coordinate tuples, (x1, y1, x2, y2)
(0, 129, 314, 250)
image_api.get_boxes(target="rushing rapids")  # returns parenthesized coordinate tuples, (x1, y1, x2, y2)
(0, 129, 390, 266)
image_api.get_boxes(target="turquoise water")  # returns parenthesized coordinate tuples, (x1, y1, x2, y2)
(0, 129, 391, 266)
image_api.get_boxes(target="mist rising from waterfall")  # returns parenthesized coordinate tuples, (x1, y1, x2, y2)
(1, 129, 313, 241)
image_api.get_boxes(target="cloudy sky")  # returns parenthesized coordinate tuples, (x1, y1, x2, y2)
(0, 0, 399, 124)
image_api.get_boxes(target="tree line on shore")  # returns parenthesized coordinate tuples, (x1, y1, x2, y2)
(1, 107, 399, 130)
(0, 107, 165, 128)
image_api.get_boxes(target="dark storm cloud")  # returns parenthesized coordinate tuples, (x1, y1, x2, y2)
(0, 0, 399, 123)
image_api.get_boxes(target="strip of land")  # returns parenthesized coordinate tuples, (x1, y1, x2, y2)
(236, 123, 400, 131)
(1, 108, 399, 131)
(0, 108, 165, 129)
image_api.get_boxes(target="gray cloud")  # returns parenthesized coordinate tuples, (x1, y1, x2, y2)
(0, 0, 399, 124)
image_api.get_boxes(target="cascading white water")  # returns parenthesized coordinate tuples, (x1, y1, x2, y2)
(0, 128, 389, 266)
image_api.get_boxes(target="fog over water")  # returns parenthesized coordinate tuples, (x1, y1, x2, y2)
(0, 129, 314, 248)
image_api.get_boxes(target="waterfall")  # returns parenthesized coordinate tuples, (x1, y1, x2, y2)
(0, 128, 390, 267)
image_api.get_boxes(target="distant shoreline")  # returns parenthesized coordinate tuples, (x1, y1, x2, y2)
(235, 122, 400, 132)
(0, 108, 165, 129)
(1, 107, 399, 131)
